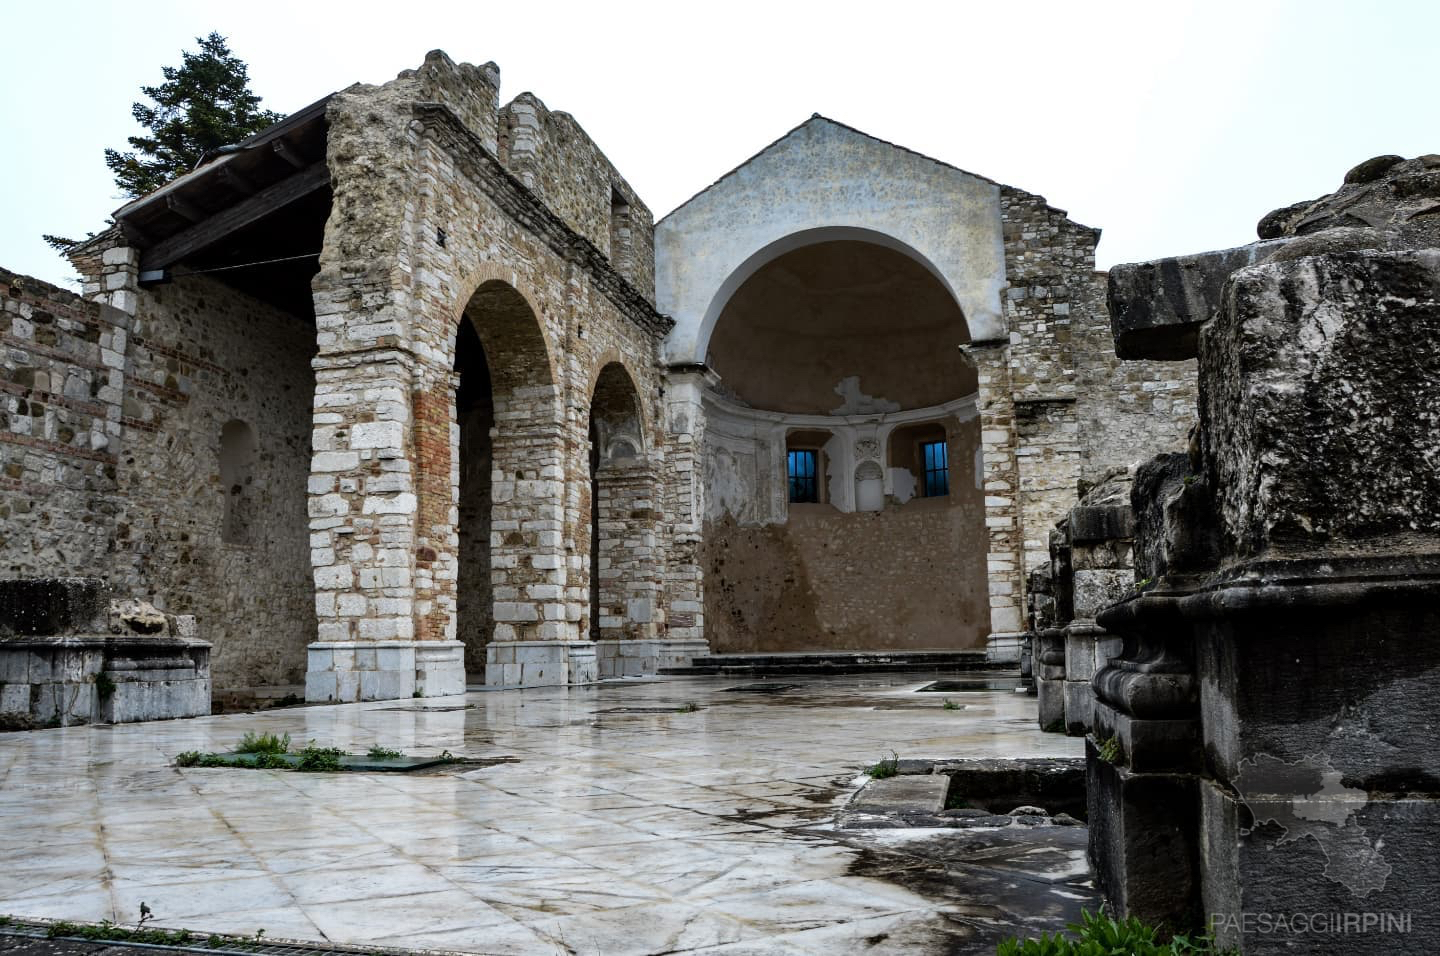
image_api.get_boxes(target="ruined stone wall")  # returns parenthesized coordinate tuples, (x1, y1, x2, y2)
(999, 187, 1090, 573)
(0, 266, 317, 690)
(117, 276, 317, 689)
(705, 495, 989, 653)
(1072, 270, 1196, 486)
(0, 269, 125, 578)
(308, 52, 674, 683)
(498, 95, 656, 301)
(999, 188, 1196, 576)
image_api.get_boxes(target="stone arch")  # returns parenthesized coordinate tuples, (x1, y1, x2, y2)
(584, 348, 657, 455)
(689, 226, 973, 367)
(588, 361, 662, 673)
(414, 275, 569, 673)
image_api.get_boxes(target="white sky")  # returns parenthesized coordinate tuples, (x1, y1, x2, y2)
(2, 0, 1436, 289)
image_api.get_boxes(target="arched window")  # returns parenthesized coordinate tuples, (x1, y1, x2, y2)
(220, 420, 258, 545)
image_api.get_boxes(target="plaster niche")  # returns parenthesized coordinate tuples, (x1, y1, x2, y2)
(854, 459, 884, 512)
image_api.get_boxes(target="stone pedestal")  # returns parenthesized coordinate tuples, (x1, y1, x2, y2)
(1086, 739, 1200, 929)
(0, 580, 210, 727)
(1061, 622, 1122, 736)
(1099, 190, 1440, 950)
(984, 630, 1025, 664)
(594, 638, 659, 678)
(1187, 560, 1440, 954)
(656, 637, 710, 670)
(485, 639, 597, 687)
(414, 640, 467, 696)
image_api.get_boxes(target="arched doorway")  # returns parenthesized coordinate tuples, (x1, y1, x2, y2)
(438, 279, 560, 683)
(700, 238, 989, 653)
(587, 362, 658, 676)
(454, 315, 493, 680)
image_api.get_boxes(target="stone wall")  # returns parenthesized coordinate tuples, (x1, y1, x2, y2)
(497, 93, 655, 300)
(999, 186, 1197, 591)
(118, 276, 316, 689)
(1, 266, 316, 692)
(305, 51, 678, 696)
(702, 403, 989, 654)
(705, 495, 990, 653)
(0, 269, 125, 579)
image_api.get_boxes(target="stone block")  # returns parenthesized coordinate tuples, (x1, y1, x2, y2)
(1072, 570, 1132, 620)
(305, 671, 337, 704)
(1062, 682, 1094, 736)
(1036, 677, 1065, 733)
(1200, 778, 1440, 955)
(849, 775, 950, 815)
(1107, 238, 1288, 360)
(1200, 250, 1440, 557)
(359, 667, 414, 701)
(0, 683, 30, 714)
(1086, 741, 1200, 932)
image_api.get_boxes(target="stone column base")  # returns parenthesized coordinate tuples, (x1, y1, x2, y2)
(305, 641, 416, 703)
(415, 640, 466, 697)
(485, 640, 598, 687)
(594, 639, 659, 678)
(985, 630, 1025, 664)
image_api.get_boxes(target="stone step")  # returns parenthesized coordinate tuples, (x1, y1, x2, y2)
(659, 650, 995, 676)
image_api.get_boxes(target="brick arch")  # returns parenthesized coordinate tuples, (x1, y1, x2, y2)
(411, 273, 568, 649)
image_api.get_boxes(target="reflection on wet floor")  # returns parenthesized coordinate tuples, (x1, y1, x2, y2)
(0, 671, 1090, 955)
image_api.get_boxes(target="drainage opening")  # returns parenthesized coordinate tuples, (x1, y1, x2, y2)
(940, 757, 1087, 820)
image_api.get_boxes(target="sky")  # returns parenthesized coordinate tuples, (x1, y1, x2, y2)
(2, 0, 1436, 289)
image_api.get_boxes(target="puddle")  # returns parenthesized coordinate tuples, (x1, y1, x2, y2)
(595, 706, 700, 714)
(916, 679, 1021, 692)
(724, 683, 801, 693)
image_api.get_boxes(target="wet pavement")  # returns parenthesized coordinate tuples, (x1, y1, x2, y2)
(0, 672, 1091, 955)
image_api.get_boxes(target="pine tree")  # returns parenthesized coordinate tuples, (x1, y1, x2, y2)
(104, 33, 282, 199)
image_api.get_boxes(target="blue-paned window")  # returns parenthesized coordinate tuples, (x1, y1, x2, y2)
(788, 449, 818, 503)
(921, 440, 949, 497)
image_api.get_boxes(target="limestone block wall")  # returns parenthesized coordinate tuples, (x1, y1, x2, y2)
(0, 265, 316, 692)
(117, 276, 316, 689)
(999, 187, 1197, 599)
(0, 269, 126, 578)
(306, 52, 676, 694)
(497, 93, 656, 300)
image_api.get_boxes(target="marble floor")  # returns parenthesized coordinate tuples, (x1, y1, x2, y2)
(0, 672, 1090, 955)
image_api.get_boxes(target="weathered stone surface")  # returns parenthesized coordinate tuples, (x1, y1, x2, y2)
(1108, 240, 1289, 360)
(1086, 741, 1200, 931)
(1201, 250, 1440, 558)
(848, 774, 950, 814)
(1096, 160, 1440, 950)
(1258, 152, 1440, 248)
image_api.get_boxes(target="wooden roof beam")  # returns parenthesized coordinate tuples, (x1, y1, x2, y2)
(138, 162, 330, 272)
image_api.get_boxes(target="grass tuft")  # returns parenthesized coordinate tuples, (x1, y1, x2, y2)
(865, 750, 900, 779)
